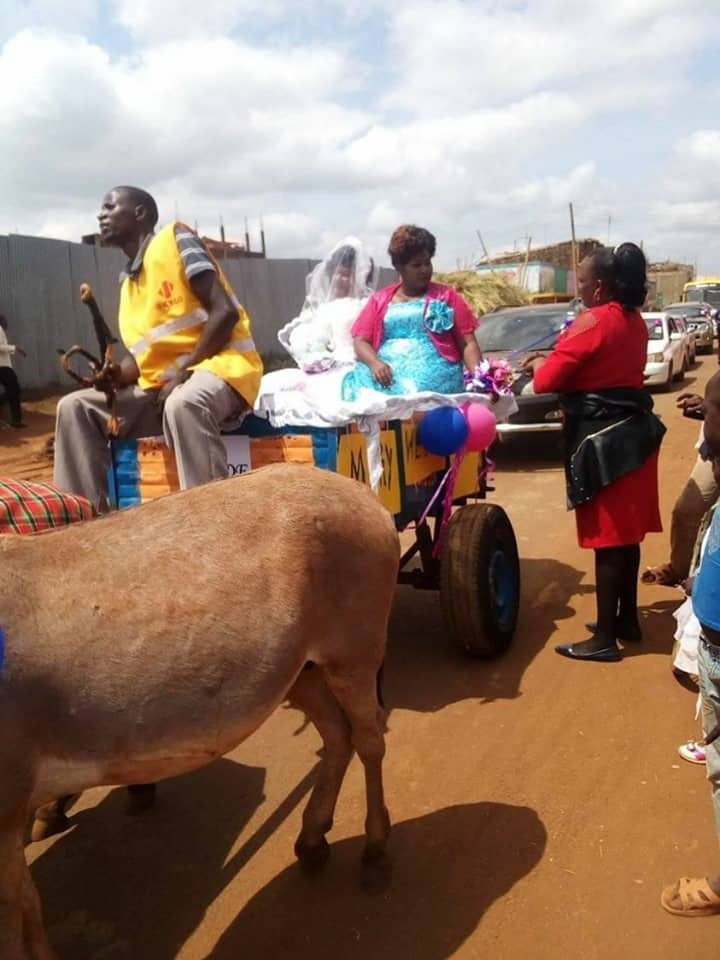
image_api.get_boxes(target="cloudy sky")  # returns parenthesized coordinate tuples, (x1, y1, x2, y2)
(1, 0, 719, 271)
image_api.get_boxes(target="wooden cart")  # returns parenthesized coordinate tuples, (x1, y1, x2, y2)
(109, 414, 520, 658)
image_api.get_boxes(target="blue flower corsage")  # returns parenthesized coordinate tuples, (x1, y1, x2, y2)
(424, 298, 455, 333)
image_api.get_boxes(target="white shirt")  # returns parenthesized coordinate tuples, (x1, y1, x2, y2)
(0, 326, 15, 370)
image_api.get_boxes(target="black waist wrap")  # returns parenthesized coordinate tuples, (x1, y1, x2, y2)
(560, 388, 666, 509)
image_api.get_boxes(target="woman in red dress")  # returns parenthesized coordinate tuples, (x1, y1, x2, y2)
(524, 244, 663, 661)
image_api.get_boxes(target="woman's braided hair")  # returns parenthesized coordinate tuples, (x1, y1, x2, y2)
(388, 225, 436, 270)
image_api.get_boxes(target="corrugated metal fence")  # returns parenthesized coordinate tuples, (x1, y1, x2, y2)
(0, 234, 395, 392)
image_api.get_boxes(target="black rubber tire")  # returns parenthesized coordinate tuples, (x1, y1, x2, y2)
(440, 503, 520, 658)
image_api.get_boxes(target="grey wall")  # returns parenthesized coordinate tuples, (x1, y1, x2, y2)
(0, 233, 397, 392)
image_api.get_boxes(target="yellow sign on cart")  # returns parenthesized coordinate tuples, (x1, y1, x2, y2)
(400, 422, 444, 485)
(337, 430, 401, 515)
(453, 451, 481, 499)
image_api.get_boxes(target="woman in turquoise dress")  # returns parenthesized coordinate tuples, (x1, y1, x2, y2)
(341, 225, 482, 401)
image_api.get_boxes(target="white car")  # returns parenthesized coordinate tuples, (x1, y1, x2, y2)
(643, 311, 690, 389)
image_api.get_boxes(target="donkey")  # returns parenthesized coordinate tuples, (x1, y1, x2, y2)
(0, 463, 399, 960)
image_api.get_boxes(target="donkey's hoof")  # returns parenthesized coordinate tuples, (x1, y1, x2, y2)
(295, 836, 331, 874)
(124, 783, 157, 816)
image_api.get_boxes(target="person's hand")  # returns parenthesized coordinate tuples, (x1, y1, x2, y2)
(91, 361, 122, 393)
(681, 576, 694, 596)
(370, 360, 393, 387)
(16, 347, 27, 358)
(676, 392, 705, 418)
(520, 354, 545, 376)
(156, 369, 191, 407)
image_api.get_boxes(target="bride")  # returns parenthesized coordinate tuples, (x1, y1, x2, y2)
(277, 237, 376, 373)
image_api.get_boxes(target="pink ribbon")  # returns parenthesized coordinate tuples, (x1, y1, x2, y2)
(417, 450, 495, 558)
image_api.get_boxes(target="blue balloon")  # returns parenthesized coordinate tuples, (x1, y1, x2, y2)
(417, 406, 469, 456)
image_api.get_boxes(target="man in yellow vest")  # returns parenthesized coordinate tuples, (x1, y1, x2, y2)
(54, 186, 263, 512)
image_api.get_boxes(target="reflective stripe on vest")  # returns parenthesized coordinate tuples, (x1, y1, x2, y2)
(157, 338, 258, 382)
(128, 309, 208, 358)
(129, 310, 257, 360)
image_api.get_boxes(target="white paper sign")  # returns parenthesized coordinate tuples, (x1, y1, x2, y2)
(222, 435, 252, 476)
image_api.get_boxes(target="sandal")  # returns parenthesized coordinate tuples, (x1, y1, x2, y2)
(661, 877, 720, 917)
(641, 564, 681, 587)
(678, 740, 706, 764)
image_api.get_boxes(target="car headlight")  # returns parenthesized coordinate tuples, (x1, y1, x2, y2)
(648, 352, 665, 363)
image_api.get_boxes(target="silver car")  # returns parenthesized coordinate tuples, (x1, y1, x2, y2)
(664, 302, 715, 354)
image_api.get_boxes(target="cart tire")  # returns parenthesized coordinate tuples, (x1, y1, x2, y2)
(440, 503, 520, 658)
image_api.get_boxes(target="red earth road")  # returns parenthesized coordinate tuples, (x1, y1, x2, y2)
(4, 359, 719, 958)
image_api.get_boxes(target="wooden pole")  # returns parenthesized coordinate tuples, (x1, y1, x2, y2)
(569, 203, 578, 295)
(521, 234, 532, 288)
(475, 229, 495, 272)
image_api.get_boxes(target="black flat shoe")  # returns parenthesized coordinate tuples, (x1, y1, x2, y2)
(555, 643, 622, 662)
(585, 622, 642, 643)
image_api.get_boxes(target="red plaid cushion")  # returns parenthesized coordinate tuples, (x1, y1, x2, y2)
(0, 479, 95, 534)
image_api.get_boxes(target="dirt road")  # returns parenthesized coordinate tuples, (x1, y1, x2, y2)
(12, 358, 720, 958)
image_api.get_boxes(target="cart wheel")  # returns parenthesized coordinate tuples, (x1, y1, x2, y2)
(440, 503, 520, 658)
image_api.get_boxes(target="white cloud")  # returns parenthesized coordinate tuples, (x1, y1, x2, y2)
(647, 127, 720, 270)
(0, 1, 718, 272)
(683, 130, 720, 164)
(113, 0, 286, 40)
(384, 0, 715, 115)
(0, 0, 96, 42)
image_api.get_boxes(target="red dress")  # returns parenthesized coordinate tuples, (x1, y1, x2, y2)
(533, 302, 662, 549)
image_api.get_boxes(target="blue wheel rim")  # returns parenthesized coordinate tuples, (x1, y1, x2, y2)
(488, 546, 518, 630)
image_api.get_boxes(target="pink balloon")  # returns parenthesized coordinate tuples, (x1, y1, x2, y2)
(463, 402, 497, 452)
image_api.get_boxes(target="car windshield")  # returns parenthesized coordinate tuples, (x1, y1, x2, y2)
(645, 317, 665, 341)
(477, 307, 570, 353)
(666, 305, 701, 318)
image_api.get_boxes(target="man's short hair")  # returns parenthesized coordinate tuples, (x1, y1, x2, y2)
(115, 186, 159, 228)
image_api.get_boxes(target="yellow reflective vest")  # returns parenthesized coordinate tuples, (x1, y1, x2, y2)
(119, 223, 263, 404)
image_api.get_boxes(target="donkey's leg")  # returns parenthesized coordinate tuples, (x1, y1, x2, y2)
(20, 858, 57, 960)
(287, 666, 353, 872)
(323, 665, 390, 866)
(0, 816, 33, 960)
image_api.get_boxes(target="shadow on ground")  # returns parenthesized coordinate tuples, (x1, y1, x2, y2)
(623, 597, 685, 659)
(33, 758, 268, 960)
(385, 556, 591, 712)
(211, 801, 547, 960)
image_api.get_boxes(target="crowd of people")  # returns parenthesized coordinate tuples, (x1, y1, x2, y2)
(4, 184, 719, 919)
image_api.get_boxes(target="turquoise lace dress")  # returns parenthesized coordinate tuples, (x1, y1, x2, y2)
(341, 298, 464, 401)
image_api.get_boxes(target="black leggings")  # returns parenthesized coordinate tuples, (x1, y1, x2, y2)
(594, 544, 641, 641)
(0, 367, 22, 423)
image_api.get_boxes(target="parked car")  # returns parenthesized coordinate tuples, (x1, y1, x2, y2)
(642, 311, 690, 389)
(476, 303, 575, 435)
(676, 315, 697, 364)
(664, 302, 715, 354)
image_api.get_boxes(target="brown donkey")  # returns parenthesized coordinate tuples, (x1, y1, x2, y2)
(0, 464, 399, 959)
